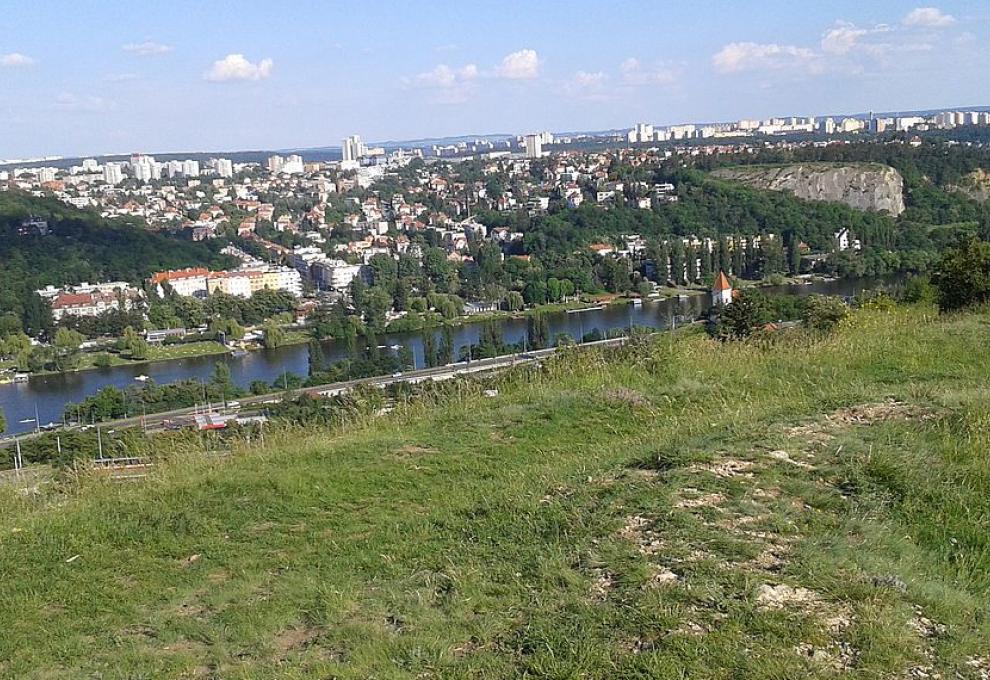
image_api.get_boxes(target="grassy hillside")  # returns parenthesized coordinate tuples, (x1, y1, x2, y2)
(2, 305, 990, 678)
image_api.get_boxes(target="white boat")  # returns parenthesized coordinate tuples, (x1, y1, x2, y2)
(632, 298, 643, 306)
(134, 375, 150, 382)
(13, 373, 29, 383)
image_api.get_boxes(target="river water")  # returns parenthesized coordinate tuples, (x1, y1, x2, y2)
(0, 277, 900, 435)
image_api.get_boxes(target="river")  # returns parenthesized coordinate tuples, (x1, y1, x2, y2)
(0, 277, 901, 436)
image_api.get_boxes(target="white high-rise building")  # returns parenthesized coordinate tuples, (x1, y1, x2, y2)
(215, 158, 233, 178)
(81, 158, 99, 172)
(281, 154, 304, 174)
(342, 135, 365, 162)
(165, 160, 184, 178)
(628, 123, 654, 144)
(267, 155, 285, 173)
(133, 162, 154, 182)
(103, 163, 124, 185)
(182, 160, 200, 177)
(38, 167, 57, 183)
(524, 134, 543, 159)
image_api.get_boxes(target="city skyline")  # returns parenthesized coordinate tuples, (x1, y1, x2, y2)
(2, 1, 989, 158)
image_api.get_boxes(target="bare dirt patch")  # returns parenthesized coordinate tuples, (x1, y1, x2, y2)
(786, 400, 939, 446)
(601, 387, 653, 409)
(274, 625, 320, 653)
(391, 444, 440, 459)
(830, 400, 937, 426)
(646, 567, 680, 587)
(589, 568, 615, 601)
(766, 450, 816, 470)
(756, 583, 821, 609)
(688, 459, 755, 478)
(674, 488, 726, 509)
(618, 515, 665, 556)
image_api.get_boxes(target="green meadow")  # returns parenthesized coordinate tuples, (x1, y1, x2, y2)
(2, 304, 989, 678)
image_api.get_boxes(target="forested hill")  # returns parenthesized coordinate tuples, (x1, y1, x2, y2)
(0, 191, 230, 333)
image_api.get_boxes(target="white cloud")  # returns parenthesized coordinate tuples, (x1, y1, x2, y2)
(104, 73, 139, 83)
(405, 63, 479, 104)
(55, 93, 114, 113)
(204, 54, 273, 82)
(1, 52, 35, 67)
(561, 70, 609, 100)
(620, 57, 679, 86)
(903, 7, 956, 28)
(411, 63, 478, 88)
(712, 42, 819, 73)
(496, 49, 540, 79)
(122, 41, 172, 56)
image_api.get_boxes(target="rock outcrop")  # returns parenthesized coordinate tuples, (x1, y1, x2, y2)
(949, 168, 990, 203)
(711, 163, 905, 216)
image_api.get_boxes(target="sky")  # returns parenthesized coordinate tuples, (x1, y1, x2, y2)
(1, 0, 988, 158)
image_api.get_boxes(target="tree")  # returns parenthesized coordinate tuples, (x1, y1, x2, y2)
(802, 295, 849, 333)
(307, 338, 325, 376)
(398, 344, 414, 370)
(368, 253, 398, 288)
(902, 276, 937, 305)
(787, 237, 802, 275)
(505, 291, 524, 311)
(707, 290, 770, 341)
(527, 312, 550, 349)
(422, 331, 438, 368)
(656, 241, 671, 284)
(262, 319, 286, 349)
(669, 241, 685, 285)
(0, 406, 5, 435)
(473, 321, 500, 358)
(210, 361, 235, 396)
(932, 238, 990, 311)
(732, 237, 745, 277)
(209, 317, 244, 342)
(52, 327, 84, 371)
(686, 244, 699, 282)
(441, 324, 455, 365)
(119, 326, 149, 360)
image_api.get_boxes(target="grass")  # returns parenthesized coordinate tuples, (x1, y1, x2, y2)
(66, 341, 230, 373)
(2, 304, 990, 678)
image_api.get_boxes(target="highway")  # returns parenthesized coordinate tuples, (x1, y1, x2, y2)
(0, 336, 631, 449)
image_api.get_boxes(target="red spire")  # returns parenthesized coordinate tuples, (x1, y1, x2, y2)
(713, 270, 732, 292)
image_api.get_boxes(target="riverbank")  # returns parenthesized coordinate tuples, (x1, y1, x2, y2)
(20, 340, 232, 379)
(6, 278, 847, 383)
(0, 276, 902, 437)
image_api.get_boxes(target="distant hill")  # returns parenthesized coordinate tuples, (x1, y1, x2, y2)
(2, 304, 989, 676)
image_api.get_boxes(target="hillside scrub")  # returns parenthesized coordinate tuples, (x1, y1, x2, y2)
(2, 304, 990, 678)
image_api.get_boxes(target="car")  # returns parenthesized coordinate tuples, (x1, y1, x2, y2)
(391, 372, 402, 378)
(227, 401, 241, 409)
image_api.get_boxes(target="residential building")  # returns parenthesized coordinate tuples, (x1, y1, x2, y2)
(149, 267, 210, 297)
(342, 135, 366, 162)
(103, 163, 124, 185)
(524, 134, 543, 159)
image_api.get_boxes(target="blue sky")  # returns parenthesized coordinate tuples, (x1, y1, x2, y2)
(1, 1, 988, 158)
